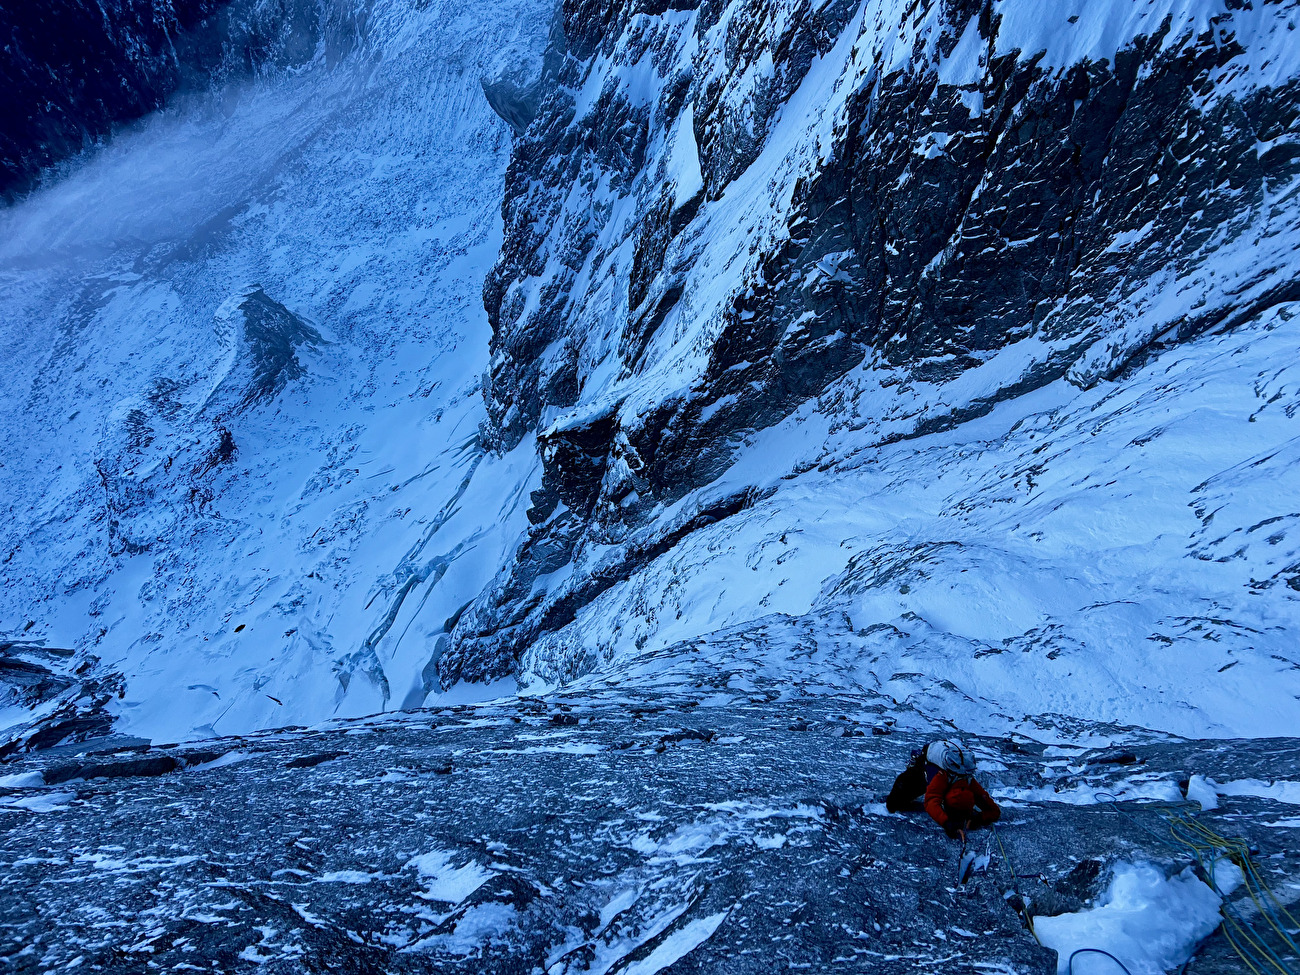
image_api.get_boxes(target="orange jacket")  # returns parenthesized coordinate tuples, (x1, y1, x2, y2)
(924, 770, 1001, 832)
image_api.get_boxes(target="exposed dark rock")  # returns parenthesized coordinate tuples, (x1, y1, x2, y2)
(214, 285, 324, 410)
(0, 642, 75, 706)
(43, 754, 179, 784)
(38, 735, 152, 758)
(21, 714, 116, 753)
(284, 751, 347, 769)
(657, 727, 714, 746)
(1086, 750, 1141, 766)
(692, 0, 859, 198)
(539, 400, 623, 515)
(445, 485, 772, 682)
(2, 689, 1295, 973)
(0, 643, 123, 758)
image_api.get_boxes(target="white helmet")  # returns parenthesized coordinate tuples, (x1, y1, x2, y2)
(927, 739, 976, 775)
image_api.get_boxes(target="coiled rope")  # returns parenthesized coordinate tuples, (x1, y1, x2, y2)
(1093, 793, 1298, 975)
(990, 799, 1299, 975)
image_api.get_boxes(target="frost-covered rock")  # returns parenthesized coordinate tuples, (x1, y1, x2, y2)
(209, 284, 323, 411)
(2, 0, 1300, 745)
(1, 688, 1296, 973)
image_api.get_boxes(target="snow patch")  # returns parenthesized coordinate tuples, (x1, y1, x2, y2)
(0, 771, 45, 788)
(1, 791, 74, 813)
(621, 911, 729, 975)
(407, 850, 493, 904)
(1185, 775, 1219, 811)
(1034, 861, 1239, 975)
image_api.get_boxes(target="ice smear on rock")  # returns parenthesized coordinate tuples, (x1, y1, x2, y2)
(621, 910, 729, 975)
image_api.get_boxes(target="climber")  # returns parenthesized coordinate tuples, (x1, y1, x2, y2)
(885, 739, 1001, 840)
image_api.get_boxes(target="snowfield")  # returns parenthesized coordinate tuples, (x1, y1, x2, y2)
(528, 302, 1300, 741)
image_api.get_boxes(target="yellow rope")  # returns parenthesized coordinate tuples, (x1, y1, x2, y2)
(1172, 815, 1299, 940)
(993, 825, 1042, 946)
(1085, 796, 1298, 975)
(1165, 813, 1298, 975)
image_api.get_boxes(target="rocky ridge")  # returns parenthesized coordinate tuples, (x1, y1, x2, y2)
(2, 663, 1298, 973)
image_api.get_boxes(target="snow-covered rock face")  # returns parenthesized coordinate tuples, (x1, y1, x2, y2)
(3, 687, 1299, 974)
(91, 285, 323, 555)
(443, 0, 1300, 736)
(2, 0, 1300, 746)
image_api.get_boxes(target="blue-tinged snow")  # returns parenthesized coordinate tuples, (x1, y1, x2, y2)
(0, 0, 550, 742)
(407, 850, 493, 904)
(1035, 861, 1243, 975)
(525, 302, 1300, 740)
(499, 0, 1300, 740)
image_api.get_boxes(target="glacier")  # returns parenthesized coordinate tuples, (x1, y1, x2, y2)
(1, 0, 552, 743)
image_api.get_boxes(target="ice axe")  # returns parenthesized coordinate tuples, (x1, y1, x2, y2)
(957, 829, 993, 884)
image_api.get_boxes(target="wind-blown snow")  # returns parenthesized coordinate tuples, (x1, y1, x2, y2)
(2, 0, 1300, 748)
